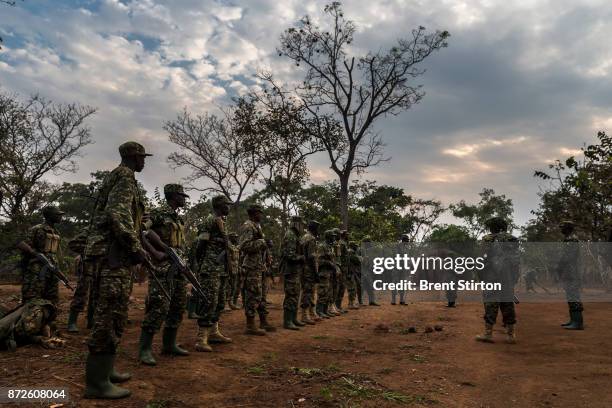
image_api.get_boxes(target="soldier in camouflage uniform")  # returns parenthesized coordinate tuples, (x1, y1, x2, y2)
(327, 228, 342, 316)
(335, 230, 350, 313)
(227, 232, 242, 310)
(557, 221, 584, 330)
(300, 220, 320, 324)
(476, 217, 519, 344)
(137, 184, 190, 365)
(83, 141, 151, 399)
(239, 204, 276, 335)
(0, 299, 61, 351)
(281, 216, 306, 330)
(391, 234, 410, 305)
(17, 206, 64, 312)
(316, 230, 337, 318)
(191, 195, 233, 352)
(361, 236, 381, 306)
(347, 241, 362, 309)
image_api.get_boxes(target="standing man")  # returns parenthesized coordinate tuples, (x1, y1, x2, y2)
(227, 232, 242, 310)
(360, 236, 381, 306)
(83, 141, 151, 399)
(281, 216, 306, 330)
(316, 230, 337, 319)
(346, 241, 361, 309)
(239, 204, 276, 335)
(137, 184, 190, 365)
(66, 232, 90, 333)
(476, 217, 519, 344)
(17, 206, 64, 313)
(300, 220, 320, 324)
(191, 195, 233, 352)
(335, 230, 350, 313)
(557, 220, 584, 330)
(391, 234, 410, 306)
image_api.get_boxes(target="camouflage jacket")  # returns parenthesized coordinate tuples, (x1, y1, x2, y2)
(85, 164, 145, 261)
(228, 242, 240, 276)
(239, 220, 267, 273)
(150, 205, 185, 251)
(281, 228, 304, 276)
(301, 231, 318, 273)
(0, 299, 55, 345)
(26, 223, 60, 255)
(194, 214, 228, 276)
(337, 239, 349, 271)
(317, 241, 337, 273)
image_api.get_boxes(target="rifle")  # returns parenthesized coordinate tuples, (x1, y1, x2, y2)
(141, 256, 172, 302)
(15, 241, 74, 291)
(142, 230, 207, 301)
(513, 294, 520, 305)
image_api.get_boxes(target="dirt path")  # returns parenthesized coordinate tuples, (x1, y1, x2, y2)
(1, 284, 611, 408)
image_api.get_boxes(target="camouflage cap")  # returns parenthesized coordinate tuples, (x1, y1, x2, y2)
(361, 235, 372, 242)
(42, 206, 65, 218)
(324, 229, 335, 240)
(247, 203, 264, 213)
(559, 220, 576, 229)
(211, 194, 232, 207)
(307, 220, 321, 229)
(119, 141, 153, 158)
(164, 183, 189, 197)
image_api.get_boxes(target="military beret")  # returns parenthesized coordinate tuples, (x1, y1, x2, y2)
(247, 203, 264, 213)
(42, 206, 65, 218)
(164, 184, 189, 197)
(211, 195, 232, 207)
(559, 220, 575, 229)
(119, 141, 153, 158)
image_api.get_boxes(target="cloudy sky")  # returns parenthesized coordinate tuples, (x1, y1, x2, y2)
(1, 0, 611, 226)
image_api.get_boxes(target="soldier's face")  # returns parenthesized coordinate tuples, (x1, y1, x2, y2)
(252, 211, 263, 223)
(47, 213, 63, 224)
(220, 203, 230, 216)
(134, 155, 146, 172)
(168, 193, 186, 208)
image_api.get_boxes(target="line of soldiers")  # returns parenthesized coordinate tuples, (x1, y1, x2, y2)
(1, 140, 594, 399)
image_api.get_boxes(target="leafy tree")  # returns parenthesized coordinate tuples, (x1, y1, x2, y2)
(264, 2, 449, 228)
(449, 188, 515, 237)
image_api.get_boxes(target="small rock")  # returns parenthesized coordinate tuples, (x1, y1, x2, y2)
(408, 327, 417, 333)
(424, 326, 434, 333)
(434, 325, 444, 331)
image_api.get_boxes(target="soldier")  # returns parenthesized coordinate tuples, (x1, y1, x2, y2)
(327, 228, 342, 316)
(346, 241, 361, 309)
(83, 141, 151, 399)
(557, 221, 584, 330)
(361, 236, 381, 306)
(16, 206, 65, 314)
(300, 220, 320, 324)
(391, 234, 411, 306)
(335, 230, 350, 313)
(137, 184, 190, 365)
(66, 232, 93, 333)
(316, 230, 337, 318)
(227, 232, 241, 310)
(476, 217, 519, 344)
(0, 299, 63, 351)
(239, 204, 276, 335)
(281, 216, 306, 330)
(191, 195, 233, 352)
(263, 239, 274, 305)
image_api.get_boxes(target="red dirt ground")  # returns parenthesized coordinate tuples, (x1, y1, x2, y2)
(1, 283, 611, 408)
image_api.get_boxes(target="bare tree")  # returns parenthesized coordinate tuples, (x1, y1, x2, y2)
(0, 92, 96, 223)
(265, 2, 450, 227)
(165, 98, 262, 208)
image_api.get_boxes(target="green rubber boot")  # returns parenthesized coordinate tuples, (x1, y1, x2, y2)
(162, 327, 190, 356)
(109, 355, 131, 383)
(138, 330, 157, 366)
(66, 310, 80, 333)
(84, 354, 131, 399)
(564, 310, 584, 330)
(283, 309, 299, 330)
(292, 309, 306, 327)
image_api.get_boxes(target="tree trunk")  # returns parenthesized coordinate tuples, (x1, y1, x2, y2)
(339, 173, 350, 229)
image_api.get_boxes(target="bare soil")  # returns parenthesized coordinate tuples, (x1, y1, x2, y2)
(1, 283, 611, 408)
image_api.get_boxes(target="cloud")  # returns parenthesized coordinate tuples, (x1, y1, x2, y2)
(1, 0, 611, 227)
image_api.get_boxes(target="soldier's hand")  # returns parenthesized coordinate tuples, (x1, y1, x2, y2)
(133, 248, 152, 265)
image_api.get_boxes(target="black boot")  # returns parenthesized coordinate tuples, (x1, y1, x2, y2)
(162, 327, 189, 356)
(292, 309, 306, 327)
(283, 309, 299, 330)
(67, 310, 80, 333)
(561, 309, 572, 327)
(109, 355, 131, 383)
(317, 304, 329, 319)
(564, 310, 584, 330)
(447, 301, 456, 308)
(84, 354, 131, 399)
(138, 330, 157, 366)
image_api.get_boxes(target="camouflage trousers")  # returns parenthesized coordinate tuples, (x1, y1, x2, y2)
(300, 266, 317, 309)
(329, 269, 338, 306)
(69, 258, 100, 314)
(316, 269, 332, 308)
(141, 263, 187, 333)
(227, 272, 240, 306)
(88, 265, 132, 354)
(483, 302, 516, 326)
(261, 269, 269, 303)
(21, 257, 59, 309)
(346, 271, 357, 303)
(194, 272, 227, 327)
(355, 271, 363, 304)
(244, 268, 268, 318)
(335, 269, 347, 308)
(361, 271, 377, 303)
(563, 280, 583, 312)
(283, 272, 301, 312)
